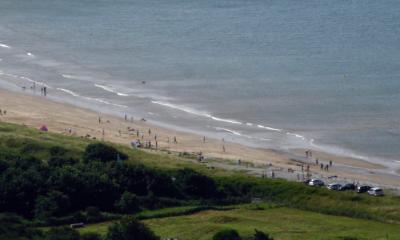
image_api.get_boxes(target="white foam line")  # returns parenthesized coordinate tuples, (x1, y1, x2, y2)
(20, 76, 51, 88)
(151, 100, 242, 125)
(26, 52, 34, 57)
(94, 84, 129, 97)
(0, 43, 10, 48)
(246, 122, 253, 126)
(257, 124, 282, 132)
(57, 88, 79, 97)
(286, 132, 306, 140)
(57, 87, 128, 108)
(61, 74, 93, 81)
(215, 127, 242, 136)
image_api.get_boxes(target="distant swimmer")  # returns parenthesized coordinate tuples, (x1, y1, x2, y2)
(142, 81, 146, 84)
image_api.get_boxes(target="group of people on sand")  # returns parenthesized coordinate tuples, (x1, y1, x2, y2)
(0, 109, 7, 115)
(303, 149, 334, 174)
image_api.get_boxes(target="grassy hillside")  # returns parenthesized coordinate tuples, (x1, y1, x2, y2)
(0, 122, 400, 239)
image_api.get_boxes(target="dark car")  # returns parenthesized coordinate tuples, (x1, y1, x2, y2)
(357, 185, 372, 193)
(339, 183, 356, 191)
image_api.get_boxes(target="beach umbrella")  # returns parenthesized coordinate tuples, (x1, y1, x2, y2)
(40, 125, 48, 132)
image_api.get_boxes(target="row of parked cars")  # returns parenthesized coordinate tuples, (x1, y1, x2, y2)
(307, 179, 384, 196)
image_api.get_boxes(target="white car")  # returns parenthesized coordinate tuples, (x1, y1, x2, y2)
(309, 179, 324, 187)
(368, 187, 384, 196)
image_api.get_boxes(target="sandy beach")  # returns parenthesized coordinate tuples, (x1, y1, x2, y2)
(1, 88, 400, 189)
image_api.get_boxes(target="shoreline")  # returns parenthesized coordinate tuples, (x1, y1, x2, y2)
(1, 87, 400, 189)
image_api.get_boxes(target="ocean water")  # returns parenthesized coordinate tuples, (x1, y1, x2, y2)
(1, 0, 400, 164)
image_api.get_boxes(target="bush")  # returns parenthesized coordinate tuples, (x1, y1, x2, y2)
(81, 232, 102, 240)
(84, 143, 127, 163)
(254, 229, 273, 240)
(175, 168, 218, 199)
(115, 191, 140, 214)
(86, 207, 103, 223)
(46, 227, 80, 240)
(213, 229, 241, 240)
(105, 216, 159, 240)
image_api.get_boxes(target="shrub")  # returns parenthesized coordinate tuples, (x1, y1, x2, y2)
(83, 143, 127, 163)
(115, 191, 140, 214)
(105, 216, 159, 240)
(175, 168, 218, 199)
(46, 226, 80, 240)
(85, 207, 103, 223)
(212, 229, 241, 240)
(81, 232, 102, 240)
(254, 229, 273, 240)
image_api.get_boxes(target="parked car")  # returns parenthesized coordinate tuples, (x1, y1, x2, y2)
(356, 185, 371, 193)
(309, 179, 324, 187)
(327, 183, 341, 191)
(368, 187, 384, 196)
(339, 183, 356, 191)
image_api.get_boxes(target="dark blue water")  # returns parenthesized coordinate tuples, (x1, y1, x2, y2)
(1, 0, 400, 163)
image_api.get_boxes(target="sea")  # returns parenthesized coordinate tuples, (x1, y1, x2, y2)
(1, 0, 400, 166)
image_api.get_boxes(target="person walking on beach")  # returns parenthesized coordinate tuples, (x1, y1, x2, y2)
(320, 163, 323, 170)
(173, 136, 177, 144)
(222, 145, 226, 153)
(203, 136, 206, 143)
(43, 87, 47, 96)
(329, 160, 333, 167)
(125, 114, 127, 121)
(148, 128, 151, 136)
(98, 117, 101, 124)
(316, 158, 319, 165)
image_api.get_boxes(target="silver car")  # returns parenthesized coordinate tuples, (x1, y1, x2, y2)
(327, 183, 341, 191)
(368, 187, 384, 196)
(309, 179, 324, 187)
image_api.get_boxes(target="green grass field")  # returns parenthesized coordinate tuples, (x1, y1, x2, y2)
(77, 203, 399, 240)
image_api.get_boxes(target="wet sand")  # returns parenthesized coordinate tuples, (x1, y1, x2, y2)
(1, 88, 400, 189)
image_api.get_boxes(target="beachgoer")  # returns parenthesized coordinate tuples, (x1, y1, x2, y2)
(173, 136, 177, 144)
(203, 136, 206, 143)
(329, 160, 332, 167)
(148, 128, 151, 135)
(316, 158, 319, 165)
(154, 134, 157, 141)
(222, 145, 226, 153)
(43, 87, 47, 96)
(136, 130, 139, 137)
(98, 117, 101, 124)
(320, 163, 323, 170)
(125, 114, 127, 121)
(271, 171, 275, 178)
(155, 141, 158, 149)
